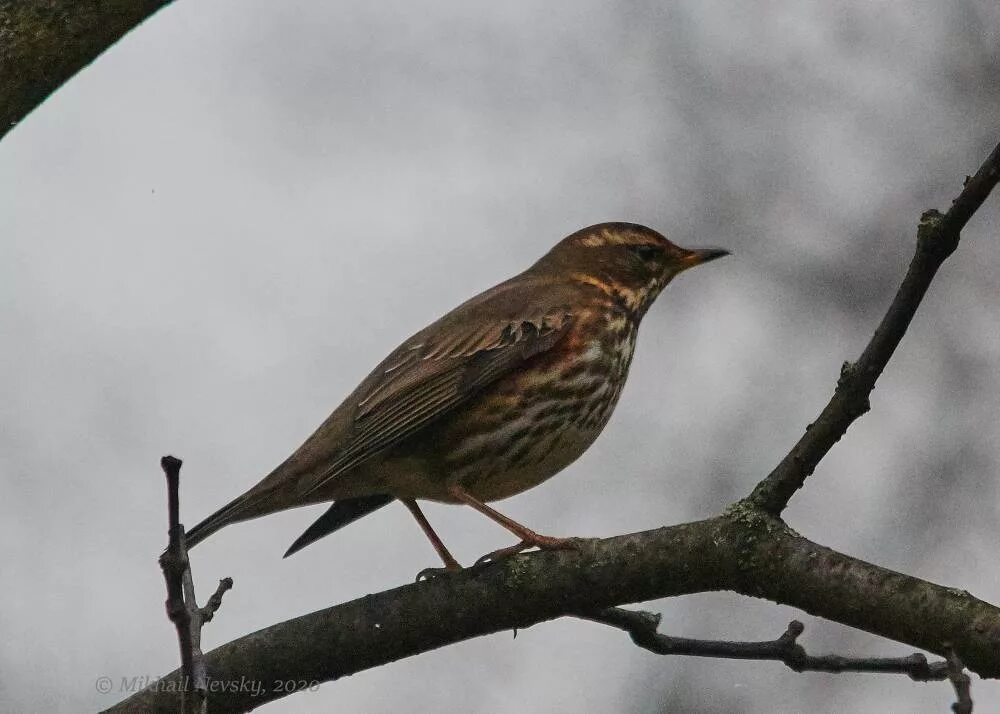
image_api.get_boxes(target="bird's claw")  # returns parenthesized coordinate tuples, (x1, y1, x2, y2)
(415, 565, 462, 582)
(473, 540, 532, 568)
(418, 536, 588, 579)
(473, 536, 585, 568)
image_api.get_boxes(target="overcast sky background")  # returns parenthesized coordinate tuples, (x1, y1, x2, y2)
(1, 2, 999, 712)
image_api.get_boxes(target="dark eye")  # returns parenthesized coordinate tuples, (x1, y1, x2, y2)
(629, 245, 660, 262)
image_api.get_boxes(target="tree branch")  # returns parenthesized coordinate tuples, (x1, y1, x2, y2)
(106, 514, 1000, 713)
(159, 456, 196, 699)
(201, 577, 235, 624)
(582, 607, 950, 680)
(0, 0, 175, 141)
(158, 455, 233, 713)
(947, 648, 974, 714)
(747, 139, 1000, 515)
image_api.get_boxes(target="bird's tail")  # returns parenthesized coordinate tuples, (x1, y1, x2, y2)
(185, 490, 272, 550)
(283, 495, 394, 558)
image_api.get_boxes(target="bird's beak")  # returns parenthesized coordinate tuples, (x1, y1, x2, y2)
(678, 247, 730, 270)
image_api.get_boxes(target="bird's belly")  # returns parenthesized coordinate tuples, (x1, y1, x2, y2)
(367, 416, 605, 503)
(440, 332, 636, 501)
(455, 420, 603, 501)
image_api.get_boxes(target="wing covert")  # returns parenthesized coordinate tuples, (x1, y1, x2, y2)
(297, 305, 573, 498)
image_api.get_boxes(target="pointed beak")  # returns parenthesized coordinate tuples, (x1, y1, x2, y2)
(678, 247, 730, 270)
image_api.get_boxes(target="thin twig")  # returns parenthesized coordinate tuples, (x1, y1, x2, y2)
(200, 578, 235, 623)
(158, 456, 195, 699)
(747, 139, 1000, 515)
(945, 646, 974, 714)
(581, 607, 950, 680)
(942, 141, 1000, 236)
(156, 455, 233, 714)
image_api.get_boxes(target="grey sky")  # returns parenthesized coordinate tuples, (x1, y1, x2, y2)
(1, 2, 998, 712)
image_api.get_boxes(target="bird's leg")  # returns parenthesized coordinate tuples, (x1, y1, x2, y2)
(402, 499, 463, 580)
(447, 485, 578, 561)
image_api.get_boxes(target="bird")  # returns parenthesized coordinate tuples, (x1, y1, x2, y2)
(183, 222, 727, 571)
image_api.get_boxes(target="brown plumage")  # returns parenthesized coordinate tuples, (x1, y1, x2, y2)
(185, 222, 727, 569)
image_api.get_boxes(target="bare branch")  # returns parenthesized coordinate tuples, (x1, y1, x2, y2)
(946, 647, 974, 714)
(0, 1, 176, 141)
(158, 456, 195, 702)
(157, 456, 233, 714)
(747, 140, 1000, 515)
(942, 141, 1000, 237)
(582, 607, 949, 680)
(200, 578, 235, 624)
(106, 515, 1000, 713)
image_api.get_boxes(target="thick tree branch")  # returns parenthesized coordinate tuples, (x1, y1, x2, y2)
(0, 1, 175, 141)
(583, 607, 950, 679)
(106, 514, 1000, 713)
(747, 140, 1000, 515)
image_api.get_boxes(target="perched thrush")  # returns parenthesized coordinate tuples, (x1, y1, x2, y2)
(185, 223, 727, 570)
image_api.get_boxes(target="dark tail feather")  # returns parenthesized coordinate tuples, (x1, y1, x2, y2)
(186, 493, 265, 550)
(283, 495, 394, 558)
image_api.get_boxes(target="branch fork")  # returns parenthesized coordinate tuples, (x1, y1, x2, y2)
(157, 456, 234, 714)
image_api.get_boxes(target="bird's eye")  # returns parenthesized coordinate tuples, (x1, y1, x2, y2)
(628, 245, 660, 262)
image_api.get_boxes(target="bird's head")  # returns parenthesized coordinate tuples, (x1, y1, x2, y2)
(535, 222, 729, 318)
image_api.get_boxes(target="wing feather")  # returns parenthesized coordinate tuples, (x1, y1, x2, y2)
(297, 305, 572, 498)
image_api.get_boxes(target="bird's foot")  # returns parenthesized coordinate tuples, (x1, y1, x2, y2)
(473, 540, 532, 567)
(414, 563, 463, 582)
(473, 535, 582, 568)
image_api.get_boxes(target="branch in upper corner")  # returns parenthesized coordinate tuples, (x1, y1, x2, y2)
(581, 607, 950, 681)
(942, 141, 1000, 237)
(156, 455, 233, 714)
(746, 139, 1000, 515)
(1, 1, 176, 142)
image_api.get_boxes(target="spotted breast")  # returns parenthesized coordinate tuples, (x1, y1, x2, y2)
(428, 304, 639, 502)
